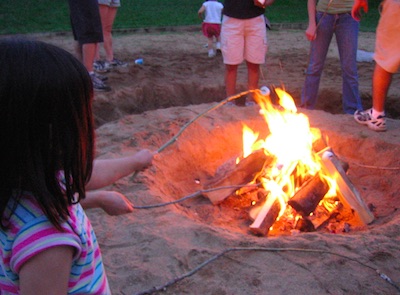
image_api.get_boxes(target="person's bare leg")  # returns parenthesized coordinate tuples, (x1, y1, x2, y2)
(81, 190, 134, 215)
(82, 43, 97, 72)
(207, 37, 214, 52)
(216, 36, 221, 51)
(372, 63, 393, 113)
(73, 41, 83, 62)
(247, 61, 260, 101)
(94, 42, 100, 61)
(225, 64, 238, 96)
(99, 5, 118, 62)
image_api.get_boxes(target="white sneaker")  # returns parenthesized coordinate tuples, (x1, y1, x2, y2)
(216, 42, 221, 53)
(354, 108, 387, 132)
(208, 49, 216, 58)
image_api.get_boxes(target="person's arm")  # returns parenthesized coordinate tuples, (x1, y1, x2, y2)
(305, 0, 318, 41)
(198, 5, 205, 20)
(351, 0, 368, 21)
(81, 190, 134, 215)
(19, 246, 74, 295)
(86, 149, 154, 191)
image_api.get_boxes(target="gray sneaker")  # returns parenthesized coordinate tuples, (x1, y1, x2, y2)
(354, 108, 387, 132)
(106, 58, 128, 68)
(93, 60, 111, 73)
(90, 73, 111, 92)
(94, 72, 108, 81)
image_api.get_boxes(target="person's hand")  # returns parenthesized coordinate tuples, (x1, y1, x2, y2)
(253, 0, 274, 8)
(134, 149, 155, 171)
(81, 190, 134, 215)
(305, 24, 317, 41)
(98, 191, 134, 215)
(254, 0, 266, 8)
(351, 0, 368, 21)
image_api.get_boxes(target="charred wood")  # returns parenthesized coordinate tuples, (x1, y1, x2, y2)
(203, 149, 275, 204)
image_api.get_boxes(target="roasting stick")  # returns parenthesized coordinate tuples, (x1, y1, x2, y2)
(157, 88, 265, 153)
(130, 89, 253, 181)
(133, 88, 272, 209)
(134, 184, 261, 209)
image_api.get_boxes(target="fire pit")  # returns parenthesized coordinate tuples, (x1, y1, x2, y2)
(147, 88, 374, 237)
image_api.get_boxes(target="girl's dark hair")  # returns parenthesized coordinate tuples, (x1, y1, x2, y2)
(0, 38, 95, 230)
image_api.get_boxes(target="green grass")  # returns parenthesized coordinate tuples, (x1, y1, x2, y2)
(0, 0, 380, 35)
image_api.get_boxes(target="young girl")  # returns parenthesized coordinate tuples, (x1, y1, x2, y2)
(0, 37, 117, 294)
(198, 0, 224, 58)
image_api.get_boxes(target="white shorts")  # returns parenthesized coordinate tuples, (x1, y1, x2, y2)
(221, 15, 268, 65)
(374, 0, 400, 73)
(98, 0, 121, 7)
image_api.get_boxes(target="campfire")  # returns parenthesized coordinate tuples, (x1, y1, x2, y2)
(203, 88, 374, 236)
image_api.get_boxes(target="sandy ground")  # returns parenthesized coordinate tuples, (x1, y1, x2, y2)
(33, 28, 400, 294)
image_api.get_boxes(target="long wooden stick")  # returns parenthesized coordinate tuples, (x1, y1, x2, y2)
(157, 89, 256, 153)
(320, 149, 374, 225)
(131, 90, 257, 179)
(133, 183, 261, 209)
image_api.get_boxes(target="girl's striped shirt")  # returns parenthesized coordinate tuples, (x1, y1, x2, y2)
(0, 192, 111, 294)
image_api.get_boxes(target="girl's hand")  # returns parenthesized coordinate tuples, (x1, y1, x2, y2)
(134, 149, 155, 171)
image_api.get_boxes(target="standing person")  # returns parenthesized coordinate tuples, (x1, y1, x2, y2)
(221, 0, 275, 106)
(354, 0, 400, 131)
(67, 0, 112, 92)
(94, 0, 128, 73)
(301, 0, 363, 114)
(198, 0, 224, 58)
(0, 37, 111, 294)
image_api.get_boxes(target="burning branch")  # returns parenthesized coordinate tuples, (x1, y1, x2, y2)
(248, 192, 281, 236)
(203, 149, 275, 204)
(249, 161, 298, 235)
(320, 149, 374, 225)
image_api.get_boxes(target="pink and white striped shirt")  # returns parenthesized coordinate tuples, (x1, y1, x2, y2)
(0, 192, 111, 294)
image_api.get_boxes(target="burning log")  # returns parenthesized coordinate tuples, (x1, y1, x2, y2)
(307, 202, 342, 230)
(248, 161, 298, 236)
(249, 149, 355, 236)
(288, 160, 349, 217)
(320, 149, 374, 225)
(288, 172, 329, 216)
(249, 194, 281, 236)
(203, 149, 275, 204)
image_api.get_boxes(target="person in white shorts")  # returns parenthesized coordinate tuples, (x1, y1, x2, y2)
(221, 0, 274, 106)
(353, 0, 400, 131)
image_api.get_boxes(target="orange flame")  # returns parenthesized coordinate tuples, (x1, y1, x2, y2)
(242, 87, 336, 218)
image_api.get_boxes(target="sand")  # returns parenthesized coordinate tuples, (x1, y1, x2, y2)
(34, 28, 400, 294)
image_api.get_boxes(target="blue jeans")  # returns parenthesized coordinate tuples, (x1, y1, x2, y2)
(301, 12, 362, 114)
